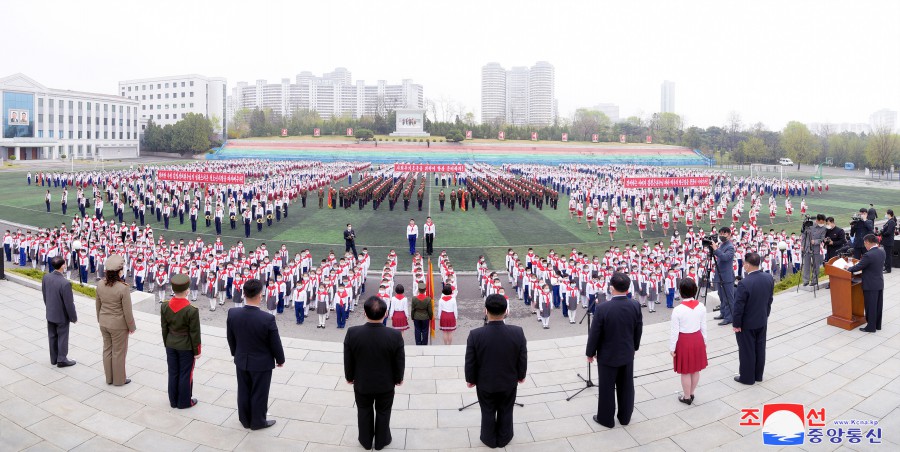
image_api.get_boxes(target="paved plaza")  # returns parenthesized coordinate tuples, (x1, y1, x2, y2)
(0, 273, 897, 451)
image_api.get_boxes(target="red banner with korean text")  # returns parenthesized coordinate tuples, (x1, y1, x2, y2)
(393, 163, 465, 173)
(623, 176, 710, 189)
(157, 170, 246, 185)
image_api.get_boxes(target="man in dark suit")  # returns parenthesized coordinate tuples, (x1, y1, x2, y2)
(879, 209, 896, 273)
(226, 278, 285, 430)
(824, 216, 847, 261)
(586, 272, 642, 428)
(712, 227, 736, 325)
(847, 234, 885, 333)
(465, 294, 527, 448)
(344, 296, 405, 450)
(868, 204, 878, 222)
(344, 223, 358, 259)
(851, 208, 875, 259)
(42, 256, 77, 367)
(732, 252, 775, 385)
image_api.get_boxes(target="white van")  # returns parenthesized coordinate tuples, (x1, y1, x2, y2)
(778, 158, 794, 166)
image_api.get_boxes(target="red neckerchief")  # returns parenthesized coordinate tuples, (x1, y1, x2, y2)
(168, 297, 190, 313)
(681, 298, 700, 310)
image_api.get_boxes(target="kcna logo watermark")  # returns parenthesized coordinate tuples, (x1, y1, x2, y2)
(739, 403, 883, 445)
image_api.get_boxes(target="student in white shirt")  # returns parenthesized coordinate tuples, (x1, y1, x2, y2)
(436, 285, 458, 345)
(406, 219, 418, 256)
(668, 279, 708, 406)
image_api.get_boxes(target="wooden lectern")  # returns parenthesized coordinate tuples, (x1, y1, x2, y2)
(824, 256, 866, 330)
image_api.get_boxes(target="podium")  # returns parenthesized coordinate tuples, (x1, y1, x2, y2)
(824, 256, 865, 330)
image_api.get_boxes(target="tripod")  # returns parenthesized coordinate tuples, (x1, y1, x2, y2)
(796, 240, 820, 298)
(566, 305, 595, 401)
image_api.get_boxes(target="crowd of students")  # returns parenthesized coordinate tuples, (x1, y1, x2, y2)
(12, 161, 834, 335)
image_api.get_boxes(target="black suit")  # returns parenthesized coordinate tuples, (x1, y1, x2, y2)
(344, 228, 358, 259)
(42, 271, 77, 364)
(848, 247, 885, 331)
(585, 295, 642, 428)
(226, 305, 285, 429)
(879, 217, 896, 272)
(344, 322, 405, 450)
(465, 321, 527, 448)
(732, 270, 774, 384)
(851, 219, 874, 259)
(824, 226, 847, 261)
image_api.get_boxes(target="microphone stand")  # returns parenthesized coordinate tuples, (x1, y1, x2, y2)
(566, 305, 595, 401)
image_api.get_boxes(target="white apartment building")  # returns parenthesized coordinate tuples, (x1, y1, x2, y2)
(870, 108, 898, 132)
(1, 73, 139, 160)
(661, 80, 675, 114)
(594, 103, 620, 123)
(118, 74, 227, 136)
(480, 61, 557, 127)
(227, 68, 424, 122)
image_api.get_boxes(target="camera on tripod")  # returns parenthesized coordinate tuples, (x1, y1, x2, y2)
(701, 234, 718, 249)
(800, 214, 815, 233)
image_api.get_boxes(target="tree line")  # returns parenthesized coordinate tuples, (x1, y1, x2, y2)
(226, 107, 900, 170)
(141, 113, 219, 155)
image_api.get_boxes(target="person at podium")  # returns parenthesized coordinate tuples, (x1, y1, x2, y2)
(846, 234, 885, 333)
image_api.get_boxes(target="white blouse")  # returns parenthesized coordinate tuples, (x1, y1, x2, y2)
(669, 299, 708, 352)
(437, 295, 457, 317)
(388, 295, 409, 318)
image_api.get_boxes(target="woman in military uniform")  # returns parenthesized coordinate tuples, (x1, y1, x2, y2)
(161, 273, 202, 409)
(96, 255, 136, 386)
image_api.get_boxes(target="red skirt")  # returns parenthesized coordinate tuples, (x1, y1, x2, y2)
(673, 331, 708, 374)
(439, 311, 457, 331)
(391, 312, 409, 330)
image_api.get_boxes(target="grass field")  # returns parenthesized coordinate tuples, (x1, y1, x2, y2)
(0, 169, 893, 271)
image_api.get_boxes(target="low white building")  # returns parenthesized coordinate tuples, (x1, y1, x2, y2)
(1, 73, 140, 160)
(118, 74, 227, 137)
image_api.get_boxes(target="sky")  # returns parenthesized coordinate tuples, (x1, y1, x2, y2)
(2, 0, 898, 130)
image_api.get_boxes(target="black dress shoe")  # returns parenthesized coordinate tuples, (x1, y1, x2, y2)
(374, 438, 392, 450)
(251, 419, 276, 430)
(57, 360, 76, 368)
(190, 398, 198, 407)
(713, 315, 724, 320)
(115, 379, 132, 386)
(734, 376, 753, 385)
(592, 415, 614, 428)
(859, 328, 875, 333)
(718, 320, 731, 326)
(678, 394, 693, 405)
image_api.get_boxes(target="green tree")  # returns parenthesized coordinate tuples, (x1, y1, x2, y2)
(354, 128, 374, 141)
(739, 136, 769, 163)
(446, 129, 465, 142)
(781, 121, 820, 164)
(865, 124, 899, 170)
(572, 109, 611, 141)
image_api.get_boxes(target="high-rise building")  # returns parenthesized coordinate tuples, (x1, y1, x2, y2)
(660, 80, 675, 113)
(227, 68, 424, 123)
(118, 74, 227, 136)
(593, 103, 620, 123)
(480, 63, 506, 125)
(870, 108, 898, 132)
(480, 61, 557, 126)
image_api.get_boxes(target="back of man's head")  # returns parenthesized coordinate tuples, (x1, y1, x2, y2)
(744, 252, 761, 268)
(243, 279, 263, 301)
(364, 296, 387, 321)
(864, 234, 879, 246)
(610, 272, 630, 294)
(50, 256, 65, 271)
(485, 294, 507, 317)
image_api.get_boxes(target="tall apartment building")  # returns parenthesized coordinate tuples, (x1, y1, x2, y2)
(1, 73, 139, 160)
(660, 80, 675, 114)
(227, 68, 424, 123)
(480, 61, 556, 126)
(870, 108, 898, 132)
(118, 74, 227, 135)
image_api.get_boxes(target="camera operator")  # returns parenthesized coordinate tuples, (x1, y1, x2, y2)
(710, 227, 735, 326)
(800, 214, 827, 287)
(879, 209, 896, 274)
(823, 217, 847, 261)
(850, 208, 875, 259)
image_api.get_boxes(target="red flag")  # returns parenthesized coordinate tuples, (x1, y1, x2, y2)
(327, 188, 332, 208)
(426, 258, 435, 338)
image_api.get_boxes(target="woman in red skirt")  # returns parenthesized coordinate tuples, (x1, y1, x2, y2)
(437, 285, 458, 345)
(669, 278, 707, 405)
(388, 284, 410, 336)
